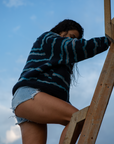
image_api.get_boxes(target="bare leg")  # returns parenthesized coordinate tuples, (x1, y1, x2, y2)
(15, 92, 78, 125)
(15, 92, 79, 144)
(20, 122, 47, 144)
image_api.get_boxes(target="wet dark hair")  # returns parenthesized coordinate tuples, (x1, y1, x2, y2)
(50, 19, 84, 39)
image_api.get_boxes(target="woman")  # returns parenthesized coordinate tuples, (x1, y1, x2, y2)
(12, 19, 110, 144)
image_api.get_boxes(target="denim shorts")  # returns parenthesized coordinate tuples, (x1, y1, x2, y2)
(12, 86, 40, 125)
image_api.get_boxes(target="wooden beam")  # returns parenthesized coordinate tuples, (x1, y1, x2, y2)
(112, 18, 114, 24)
(104, 0, 111, 23)
(104, 0, 114, 42)
(62, 106, 89, 144)
(77, 1, 114, 141)
(111, 18, 114, 40)
(77, 41, 114, 144)
(77, 1, 114, 143)
(104, 0, 111, 40)
(63, 1, 114, 144)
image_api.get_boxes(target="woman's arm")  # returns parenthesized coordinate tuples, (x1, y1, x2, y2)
(44, 32, 110, 64)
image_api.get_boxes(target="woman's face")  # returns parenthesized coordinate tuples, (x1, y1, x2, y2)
(60, 30, 80, 39)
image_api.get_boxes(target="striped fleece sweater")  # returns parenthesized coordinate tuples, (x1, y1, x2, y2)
(12, 31, 109, 102)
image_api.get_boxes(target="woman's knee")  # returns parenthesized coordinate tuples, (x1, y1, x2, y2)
(61, 107, 79, 126)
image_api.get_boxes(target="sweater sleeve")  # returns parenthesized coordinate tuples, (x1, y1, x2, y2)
(43, 32, 109, 65)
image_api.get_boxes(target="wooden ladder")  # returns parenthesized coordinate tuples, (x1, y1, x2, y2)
(62, 0, 114, 144)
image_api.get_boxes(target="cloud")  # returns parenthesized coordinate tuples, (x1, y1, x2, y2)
(0, 105, 15, 143)
(16, 55, 26, 64)
(70, 60, 101, 108)
(0, 104, 21, 144)
(0, 69, 7, 73)
(96, 16, 103, 23)
(48, 11, 54, 16)
(30, 15, 37, 21)
(3, 0, 25, 7)
(13, 26, 20, 32)
(5, 125, 21, 144)
(47, 124, 64, 144)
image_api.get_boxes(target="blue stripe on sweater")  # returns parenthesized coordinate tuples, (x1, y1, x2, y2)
(41, 32, 52, 48)
(72, 39, 78, 62)
(64, 39, 72, 64)
(31, 33, 52, 52)
(82, 39, 87, 58)
(26, 36, 57, 64)
(19, 77, 37, 82)
(19, 76, 68, 94)
(30, 52, 46, 56)
(23, 67, 43, 72)
(52, 73, 69, 87)
(93, 38, 98, 55)
(31, 47, 42, 51)
(50, 38, 57, 59)
(58, 38, 70, 64)
(37, 79, 68, 94)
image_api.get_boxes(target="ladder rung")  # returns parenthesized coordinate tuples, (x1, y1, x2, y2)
(62, 106, 89, 144)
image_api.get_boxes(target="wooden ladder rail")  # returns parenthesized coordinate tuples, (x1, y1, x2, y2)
(62, 0, 114, 144)
(63, 106, 89, 144)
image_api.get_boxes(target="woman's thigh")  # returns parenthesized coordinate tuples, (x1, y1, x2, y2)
(15, 92, 78, 126)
